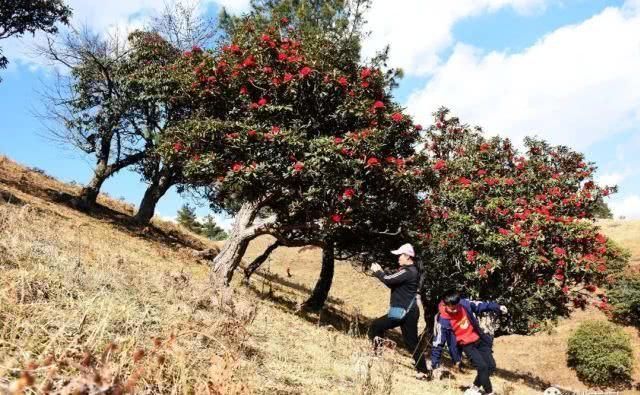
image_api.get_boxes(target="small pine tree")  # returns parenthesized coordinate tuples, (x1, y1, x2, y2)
(177, 203, 202, 234)
(201, 215, 227, 241)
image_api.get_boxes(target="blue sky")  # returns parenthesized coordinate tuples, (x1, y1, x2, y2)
(1, 0, 639, 226)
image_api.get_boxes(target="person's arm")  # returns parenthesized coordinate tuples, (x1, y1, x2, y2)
(373, 268, 410, 287)
(466, 299, 504, 315)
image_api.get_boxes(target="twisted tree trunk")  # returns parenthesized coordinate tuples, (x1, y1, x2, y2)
(302, 238, 335, 311)
(210, 200, 265, 286)
(134, 166, 174, 225)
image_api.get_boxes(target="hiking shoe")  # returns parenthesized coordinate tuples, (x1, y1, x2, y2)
(415, 372, 430, 381)
(462, 387, 482, 395)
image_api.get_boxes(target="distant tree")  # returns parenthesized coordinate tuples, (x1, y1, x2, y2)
(149, 0, 218, 50)
(177, 203, 202, 233)
(592, 197, 613, 219)
(0, 0, 72, 80)
(201, 214, 228, 240)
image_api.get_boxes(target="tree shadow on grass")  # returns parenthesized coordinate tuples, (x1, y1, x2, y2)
(0, 176, 211, 253)
(243, 270, 613, 394)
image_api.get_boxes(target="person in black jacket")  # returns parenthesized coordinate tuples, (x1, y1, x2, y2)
(369, 243, 429, 377)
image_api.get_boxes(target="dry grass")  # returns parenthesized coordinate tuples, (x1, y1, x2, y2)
(1, 154, 640, 394)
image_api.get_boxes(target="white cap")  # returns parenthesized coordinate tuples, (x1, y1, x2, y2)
(391, 243, 415, 257)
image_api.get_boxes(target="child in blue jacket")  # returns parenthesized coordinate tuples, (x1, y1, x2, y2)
(431, 290, 508, 395)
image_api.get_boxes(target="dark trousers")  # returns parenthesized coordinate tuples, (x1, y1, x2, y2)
(368, 306, 428, 373)
(461, 337, 496, 393)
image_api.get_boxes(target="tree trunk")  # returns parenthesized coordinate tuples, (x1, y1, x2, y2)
(210, 201, 264, 286)
(134, 169, 174, 225)
(302, 238, 335, 311)
(243, 240, 281, 284)
(76, 160, 109, 208)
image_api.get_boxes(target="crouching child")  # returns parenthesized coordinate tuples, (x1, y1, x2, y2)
(430, 290, 508, 395)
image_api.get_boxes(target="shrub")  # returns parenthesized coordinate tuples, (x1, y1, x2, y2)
(567, 320, 633, 387)
(607, 274, 640, 327)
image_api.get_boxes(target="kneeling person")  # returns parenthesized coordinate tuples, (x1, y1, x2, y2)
(369, 243, 428, 376)
(431, 291, 508, 395)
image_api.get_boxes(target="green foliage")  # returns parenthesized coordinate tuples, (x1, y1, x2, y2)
(177, 204, 202, 233)
(592, 197, 613, 219)
(177, 204, 227, 240)
(413, 108, 629, 333)
(567, 321, 633, 387)
(0, 0, 71, 76)
(201, 215, 228, 241)
(607, 273, 640, 327)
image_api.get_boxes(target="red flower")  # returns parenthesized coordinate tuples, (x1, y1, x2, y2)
(293, 161, 305, 172)
(242, 55, 256, 68)
(391, 112, 403, 122)
(173, 142, 183, 152)
(226, 132, 239, 139)
(561, 285, 569, 294)
(334, 137, 344, 144)
(232, 163, 243, 172)
(432, 159, 446, 171)
(536, 278, 545, 287)
(258, 97, 268, 106)
(277, 52, 288, 61)
(458, 177, 472, 186)
(282, 73, 293, 83)
(300, 66, 312, 77)
(556, 260, 566, 267)
(247, 129, 257, 137)
(239, 86, 248, 95)
(372, 101, 385, 110)
(436, 121, 444, 129)
(342, 188, 355, 199)
(360, 68, 371, 79)
(585, 284, 597, 292)
(192, 154, 200, 161)
(366, 157, 380, 167)
(331, 214, 342, 223)
(230, 44, 241, 53)
(479, 143, 490, 152)
(337, 76, 348, 86)
(415, 124, 423, 131)
(341, 148, 353, 156)
(385, 156, 396, 164)
(271, 126, 281, 134)
(280, 17, 289, 24)
(498, 228, 509, 236)
(262, 66, 273, 74)
(465, 250, 478, 263)
(477, 169, 487, 176)
(261, 34, 271, 42)
(595, 233, 607, 244)
(553, 247, 566, 257)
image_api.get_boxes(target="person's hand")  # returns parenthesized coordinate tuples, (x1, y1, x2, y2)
(370, 263, 382, 272)
(499, 305, 508, 315)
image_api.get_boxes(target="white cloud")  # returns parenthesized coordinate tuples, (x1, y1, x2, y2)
(610, 194, 640, 219)
(406, 3, 640, 150)
(361, 0, 548, 75)
(597, 172, 626, 187)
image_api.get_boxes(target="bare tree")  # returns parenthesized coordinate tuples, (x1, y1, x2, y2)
(37, 28, 146, 208)
(150, 0, 218, 50)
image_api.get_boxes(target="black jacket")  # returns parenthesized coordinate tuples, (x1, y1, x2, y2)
(374, 265, 419, 310)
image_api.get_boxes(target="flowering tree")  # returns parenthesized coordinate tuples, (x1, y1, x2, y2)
(160, 11, 424, 288)
(412, 108, 628, 334)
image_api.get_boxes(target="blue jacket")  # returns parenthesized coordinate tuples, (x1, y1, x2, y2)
(431, 299, 501, 368)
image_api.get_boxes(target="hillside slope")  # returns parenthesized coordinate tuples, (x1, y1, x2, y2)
(1, 155, 639, 394)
